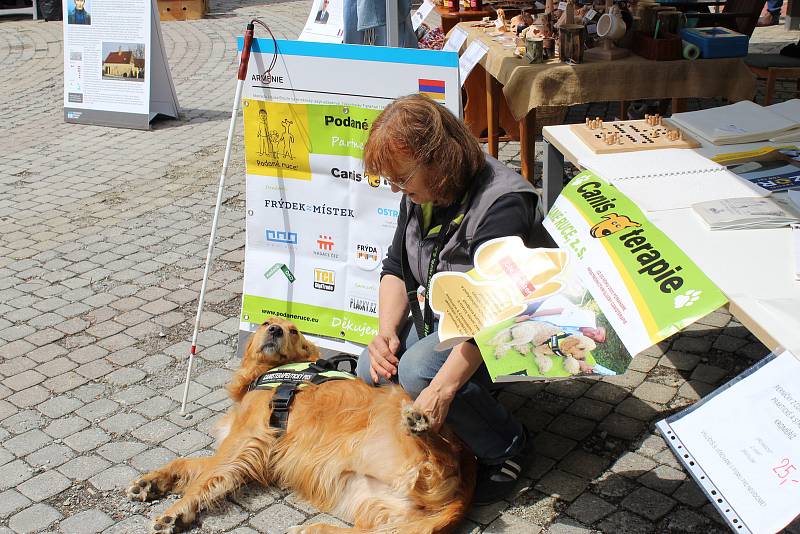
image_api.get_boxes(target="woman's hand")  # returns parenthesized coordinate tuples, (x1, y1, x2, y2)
(367, 331, 400, 383)
(413, 383, 455, 432)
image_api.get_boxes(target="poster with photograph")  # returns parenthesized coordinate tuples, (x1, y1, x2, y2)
(298, 0, 345, 43)
(712, 145, 800, 192)
(430, 171, 728, 381)
(62, 0, 178, 129)
(238, 38, 459, 353)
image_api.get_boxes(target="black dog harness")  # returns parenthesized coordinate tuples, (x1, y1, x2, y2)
(547, 333, 571, 358)
(248, 354, 357, 434)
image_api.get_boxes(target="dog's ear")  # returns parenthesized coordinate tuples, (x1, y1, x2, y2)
(301, 339, 320, 362)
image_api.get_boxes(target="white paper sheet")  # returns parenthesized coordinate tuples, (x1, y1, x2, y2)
(458, 40, 489, 86)
(443, 26, 468, 52)
(411, 0, 435, 30)
(658, 350, 800, 534)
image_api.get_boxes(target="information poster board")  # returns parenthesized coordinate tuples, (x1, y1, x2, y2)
(657, 350, 800, 534)
(298, 0, 344, 42)
(238, 39, 459, 352)
(62, 0, 178, 129)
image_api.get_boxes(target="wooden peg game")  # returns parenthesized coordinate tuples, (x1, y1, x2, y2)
(570, 117, 700, 154)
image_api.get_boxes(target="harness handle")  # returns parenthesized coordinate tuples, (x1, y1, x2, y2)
(316, 354, 359, 375)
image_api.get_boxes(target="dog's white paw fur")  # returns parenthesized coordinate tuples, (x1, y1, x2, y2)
(401, 403, 431, 434)
(563, 355, 581, 375)
(535, 355, 553, 374)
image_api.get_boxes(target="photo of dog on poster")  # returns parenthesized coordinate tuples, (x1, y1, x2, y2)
(475, 272, 632, 379)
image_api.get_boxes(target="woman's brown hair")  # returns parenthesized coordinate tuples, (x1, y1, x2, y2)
(363, 94, 485, 206)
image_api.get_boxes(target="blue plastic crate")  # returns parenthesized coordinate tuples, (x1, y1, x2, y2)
(680, 27, 749, 59)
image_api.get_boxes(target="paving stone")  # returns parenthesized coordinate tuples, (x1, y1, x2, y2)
(196, 368, 233, 388)
(129, 447, 177, 472)
(99, 412, 147, 435)
(76, 399, 120, 420)
(89, 464, 140, 491)
(132, 396, 175, 418)
(534, 469, 589, 502)
(198, 501, 249, 532)
(105, 347, 146, 367)
(632, 381, 677, 404)
(671, 336, 713, 354)
(76, 360, 115, 380)
(114, 385, 158, 405)
(598, 413, 647, 441)
(565, 492, 616, 524)
(64, 427, 111, 452)
(690, 364, 729, 385)
(163, 429, 213, 454)
(0, 489, 31, 519)
(249, 503, 306, 533)
(544, 517, 593, 534)
(104, 367, 147, 386)
(0, 460, 33, 491)
(3, 369, 46, 391)
(614, 397, 662, 421)
(673, 479, 711, 507)
(8, 503, 62, 533)
(36, 358, 78, 378)
(659, 351, 701, 371)
(584, 382, 629, 405)
(36, 395, 83, 418)
(166, 381, 210, 402)
(621, 486, 677, 520)
(558, 449, 610, 480)
(637, 464, 686, 494)
(232, 484, 280, 512)
(662, 507, 714, 533)
(100, 515, 150, 534)
(0, 447, 13, 467)
(59, 508, 115, 534)
(4, 410, 46, 434)
(25, 443, 75, 468)
(610, 452, 658, 478)
(57, 455, 112, 481)
(132, 419, 183, 444)
(68, 345, 109, 364)
(43, 371, 90, 394)
(17, 470, 72, 502)
(3, 429, 51, 456)
(7, 385, 50, 408)
(547, 414, 596, 441)
(678, 380, 717, 401)
(532, 431, 577, 461)
(596, 510, 656, 534)
(484, 513, 543, 533)
(97, 441, 149, 463)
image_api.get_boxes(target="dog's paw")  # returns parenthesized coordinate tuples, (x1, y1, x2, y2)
(401, 403, 431, 434)
(536, 355, 553, 374)
(127, 478, 154, 502)
(151, 514, 177, 534)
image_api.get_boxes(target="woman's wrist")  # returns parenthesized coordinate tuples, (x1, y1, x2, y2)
(428, 376, 458, 401)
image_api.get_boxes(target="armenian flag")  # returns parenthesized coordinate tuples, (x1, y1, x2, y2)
(418, 79, 446, 100)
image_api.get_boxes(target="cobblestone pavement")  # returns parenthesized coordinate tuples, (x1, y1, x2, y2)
(1, 3, 799, 533)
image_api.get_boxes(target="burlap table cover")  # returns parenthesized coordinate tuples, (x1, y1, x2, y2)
(458, 23, 757, 121)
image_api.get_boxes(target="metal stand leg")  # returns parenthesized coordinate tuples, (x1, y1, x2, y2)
(542, 140, 565, 213)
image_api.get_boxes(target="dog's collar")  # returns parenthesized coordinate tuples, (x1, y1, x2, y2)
(547, 333, 571, 359)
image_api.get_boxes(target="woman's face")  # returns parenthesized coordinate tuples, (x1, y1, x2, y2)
(389, 159, 436, 205)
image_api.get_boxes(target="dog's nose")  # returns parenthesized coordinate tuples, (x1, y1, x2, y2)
(267, 324, 283, 337)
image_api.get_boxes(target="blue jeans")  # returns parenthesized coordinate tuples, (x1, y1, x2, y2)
(356, 320, 527, 464)
(767, 0, 782, 15)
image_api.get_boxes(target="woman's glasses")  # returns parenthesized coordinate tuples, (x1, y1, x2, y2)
(387, 162, 420, 190)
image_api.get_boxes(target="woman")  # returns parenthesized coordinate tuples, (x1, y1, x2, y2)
(357, 94, 551, 504)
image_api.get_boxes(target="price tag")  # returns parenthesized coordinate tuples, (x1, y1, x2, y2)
(458, 40, 490, 86)
(558, 2, 568, 10)
(411, 0, 436, 31)
(443, 26, 468, 52)
(586, 8, 597, 19)
(587, 23, 597, 33)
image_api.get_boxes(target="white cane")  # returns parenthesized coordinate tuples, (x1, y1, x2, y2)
(179, 22, 258, 415)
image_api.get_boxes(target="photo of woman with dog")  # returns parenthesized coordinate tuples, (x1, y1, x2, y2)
(357, 94, 552, 505)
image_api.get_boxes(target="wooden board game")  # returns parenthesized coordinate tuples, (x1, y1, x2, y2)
(570, 115, 701, 154)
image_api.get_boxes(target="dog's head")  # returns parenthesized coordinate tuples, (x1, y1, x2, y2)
(559, 334, 597, 361)
(242, 317, 320, 371)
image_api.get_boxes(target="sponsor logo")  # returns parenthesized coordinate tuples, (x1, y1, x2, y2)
(377, 207, 400, 218)
(314, 234, 339, 259)
(264, 263, 295, 283)
(264, 198, 355, 218)
(331, 168, 386, 188)
(348, 296, 377, 314)
(354, 242, 381, 270)
(313, 268, 335, 291)
(265, 228, 298, 245)
(589, 214, 641, 238)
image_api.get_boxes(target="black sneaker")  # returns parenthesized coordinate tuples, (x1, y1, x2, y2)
(472, 429, 532, 506)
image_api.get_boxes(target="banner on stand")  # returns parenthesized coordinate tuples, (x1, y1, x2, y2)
(239, 39, 459, 353)
(62, 0, 179, 129)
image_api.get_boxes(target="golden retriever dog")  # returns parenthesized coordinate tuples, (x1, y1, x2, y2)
(126, 317, 475, 533)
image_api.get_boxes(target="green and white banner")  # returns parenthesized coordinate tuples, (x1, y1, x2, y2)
(238, 39, 459, 352)
(544, 171, 728, 353)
